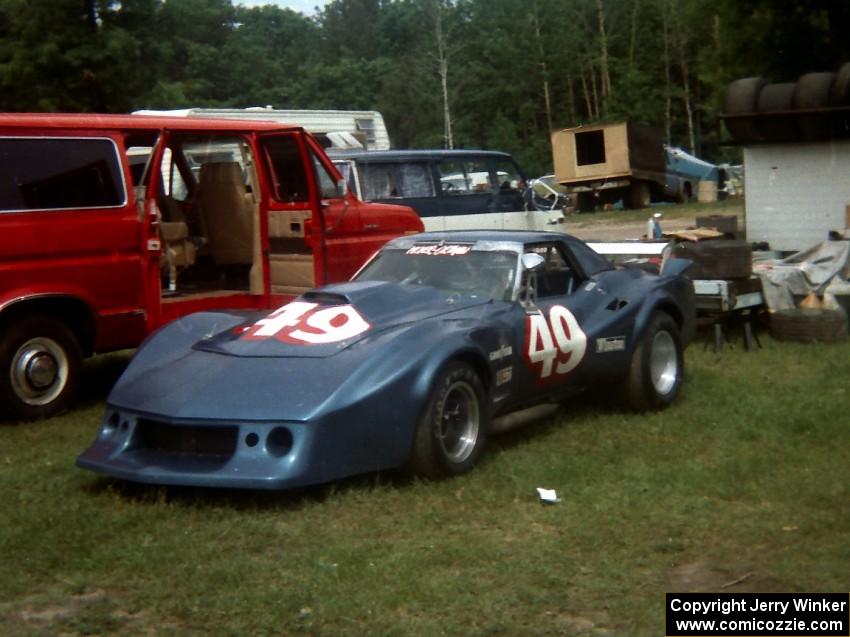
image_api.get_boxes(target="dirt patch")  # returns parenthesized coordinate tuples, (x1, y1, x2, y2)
(18, 589, 106, 623)
(666, 560, 792, 593)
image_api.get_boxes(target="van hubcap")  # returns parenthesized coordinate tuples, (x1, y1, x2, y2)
(11, 338, 68, 405)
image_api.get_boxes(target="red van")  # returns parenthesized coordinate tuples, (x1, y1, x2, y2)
(0, 114, 422, 420)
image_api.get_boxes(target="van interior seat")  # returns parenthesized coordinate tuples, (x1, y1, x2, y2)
(160, 221, 197, 290)
(196, 162, 254, 265)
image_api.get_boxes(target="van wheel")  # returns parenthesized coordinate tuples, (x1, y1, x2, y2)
(0, 317, 82, 421)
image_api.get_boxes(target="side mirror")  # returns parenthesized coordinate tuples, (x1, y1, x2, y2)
(521, 252, 545, 272)
(336, 178, 348, 198)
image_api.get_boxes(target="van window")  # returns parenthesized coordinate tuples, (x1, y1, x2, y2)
(262, 136, 309, 202)
(360, 162, 434, 199)
(0, 137, 124, 212)
(438, 158, 491, 195)
(494, 158, 523, 190)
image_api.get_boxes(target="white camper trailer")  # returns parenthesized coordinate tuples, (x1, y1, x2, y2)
(133, 108, 391, 151)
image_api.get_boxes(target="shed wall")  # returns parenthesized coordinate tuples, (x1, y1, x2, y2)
(744, 140, 850, 251)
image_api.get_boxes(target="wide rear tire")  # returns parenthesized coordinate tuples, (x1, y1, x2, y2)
(622, 312, 683, 412)
(408, 362, 488, 478)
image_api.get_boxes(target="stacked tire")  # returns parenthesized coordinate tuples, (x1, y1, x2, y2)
(723, 63, 850, 143)
(770, 308, 848, 344)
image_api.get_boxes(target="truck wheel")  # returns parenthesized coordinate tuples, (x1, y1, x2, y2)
(621, 312, 683, 412)
(626, 181, 651, 209)
(576, 192, 595, 213)
(408, 362, 488, 478)
(0, 316, 82, 421)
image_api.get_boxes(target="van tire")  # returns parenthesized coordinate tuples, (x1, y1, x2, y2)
(0, 316, 82, 421)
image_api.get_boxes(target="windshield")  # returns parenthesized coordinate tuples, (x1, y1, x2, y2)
(355, 245, 519, 301)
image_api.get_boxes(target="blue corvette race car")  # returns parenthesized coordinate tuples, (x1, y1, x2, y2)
(77, 231, 695, 489)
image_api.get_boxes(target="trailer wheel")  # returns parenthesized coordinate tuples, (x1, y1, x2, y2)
(0, 316, 82, 421)
(626, 181, 651, 209)
(770, 309, 847, 343)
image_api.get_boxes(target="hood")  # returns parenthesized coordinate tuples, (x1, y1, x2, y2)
(193, 281, 488, 359)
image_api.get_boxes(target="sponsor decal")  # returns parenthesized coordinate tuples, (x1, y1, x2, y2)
(406, 244, 472, 256)
(242, 301, 371, 345)
(495, 366, 513, 387)
(596, 336, 626, 353)
(524, 305, 587, 381)
(489, 345, 513, 361)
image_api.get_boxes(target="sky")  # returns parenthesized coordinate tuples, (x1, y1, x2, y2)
(236, 0, 330, 15)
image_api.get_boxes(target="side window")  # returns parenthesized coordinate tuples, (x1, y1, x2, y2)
(311, 150, 340, 199)
(261, 135, 309, 202)
(525, 243, 578, 297)
(494, 158, 523, 191)
(0, 137, 125, 211)
(360, 164, 396, 199)
(438, 158, 491, 195)
(396, 162, 434, 198)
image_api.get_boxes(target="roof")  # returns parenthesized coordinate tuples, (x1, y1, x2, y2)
(327, 148, 514, 162)
(0, 113, 302, 134)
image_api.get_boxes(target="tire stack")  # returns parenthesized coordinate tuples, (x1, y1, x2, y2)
(770, 308, 848, 344)
(671, 239, 752, 280)
(723, 62, 850, 143)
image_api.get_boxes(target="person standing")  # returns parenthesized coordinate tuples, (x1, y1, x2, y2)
(647, 212, 663, 239)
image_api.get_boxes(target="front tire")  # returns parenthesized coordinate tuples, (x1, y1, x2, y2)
(622, 312, 683, 412)
(408, 362, 488, 478)
(0, 316, 82, 421)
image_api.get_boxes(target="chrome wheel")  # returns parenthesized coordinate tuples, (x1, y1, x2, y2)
(649, 330, 678, 395)
(437, 380, 480, 463)
(10, 337, 69, 406)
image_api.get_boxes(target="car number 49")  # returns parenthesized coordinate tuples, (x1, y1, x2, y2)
(525, 305, 587, 379)
(243, 302, 371, 345)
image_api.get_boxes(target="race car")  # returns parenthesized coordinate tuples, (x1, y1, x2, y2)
(77, 231, 695, 489)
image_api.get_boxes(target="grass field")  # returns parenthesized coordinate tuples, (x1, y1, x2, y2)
(2, 329, 849, 636)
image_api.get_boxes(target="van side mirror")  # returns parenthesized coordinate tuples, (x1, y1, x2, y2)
(336, 178, 348, 198)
